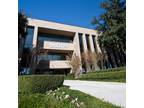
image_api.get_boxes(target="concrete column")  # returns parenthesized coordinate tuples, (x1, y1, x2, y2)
(88, 34, 98, 71)
(82, 33, 91, 72)
(94, 35, 102, 70)
(89, 34, 95, 52)
(72, 32, 82, 75)
(32, 26, 38, 47)
(74, 32, 81, 59)
(95, 35, 102, 53)
(82, 33, 87, 52)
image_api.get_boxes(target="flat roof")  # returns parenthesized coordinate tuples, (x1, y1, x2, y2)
(28, 18, 98, 35)
(28, 18, 96, 30)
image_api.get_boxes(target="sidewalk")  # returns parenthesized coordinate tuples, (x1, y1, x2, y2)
(64, 80, 126, 107)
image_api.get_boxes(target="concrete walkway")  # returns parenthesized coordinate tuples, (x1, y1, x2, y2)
(64, 80, 126, 108)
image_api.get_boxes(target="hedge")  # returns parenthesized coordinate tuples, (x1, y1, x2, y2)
(18, 75, 64, 94)
(78, 71, 126, 82)
(90, 67, 126, 73)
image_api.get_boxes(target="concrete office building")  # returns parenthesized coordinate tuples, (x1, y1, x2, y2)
(25, 18, 102, 74)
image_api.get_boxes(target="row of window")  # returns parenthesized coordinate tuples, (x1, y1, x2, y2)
(24, 27, 98, 52)
(38, 52, 67, 61)
(38, 33, 74, 43)
(24, 27, 74, 48)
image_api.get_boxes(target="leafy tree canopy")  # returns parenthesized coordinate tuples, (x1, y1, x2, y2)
(92, 0, 126, 51)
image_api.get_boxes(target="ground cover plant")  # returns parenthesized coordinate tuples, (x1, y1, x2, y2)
(19, 87, 120, 108)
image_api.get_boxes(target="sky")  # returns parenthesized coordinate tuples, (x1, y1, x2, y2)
(18, 0, 105, 29)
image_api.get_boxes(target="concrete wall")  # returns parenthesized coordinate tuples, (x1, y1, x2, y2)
(28, 18, 101, 72)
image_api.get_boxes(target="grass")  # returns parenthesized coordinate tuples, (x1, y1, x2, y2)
(65, 67, 126, 83)
(19, 86, 120, 108)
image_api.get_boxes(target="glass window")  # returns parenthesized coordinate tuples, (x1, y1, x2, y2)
(38, 52, 67, 61)
(78, 33, 84, 53)
(38, 33, 73, 43)
(92, 35, 97, 52)
(24, 26, 34, 48)
(86, 34, 90, 50)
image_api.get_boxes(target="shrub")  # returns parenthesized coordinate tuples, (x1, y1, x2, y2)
(19, 75, 64, 94)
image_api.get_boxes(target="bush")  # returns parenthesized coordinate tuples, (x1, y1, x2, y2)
(19, 75, 64, 94)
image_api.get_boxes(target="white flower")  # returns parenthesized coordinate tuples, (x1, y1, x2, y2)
(71, 99, 75, 103)
(57, 88, 60, 90)
(46, 92, 51, 95)
(75, 98, 78, 101)
(53, 93, 56, 96)
(64, 94, 69, 99)
(76, 103, 80, 107)
(46, 90, 52, 95)
(62, 92, 65, 95)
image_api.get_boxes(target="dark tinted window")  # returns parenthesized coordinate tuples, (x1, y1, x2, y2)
(24, 26, 34, 48)
(92, 35, 97, 52)
(38, 33, 73, 43)
(86, 34, 90, 50)
(39, 52, 67, 61)
(78, 33, 84, 53)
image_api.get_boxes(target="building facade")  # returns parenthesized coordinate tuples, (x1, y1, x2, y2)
(25, 18, 102, 74)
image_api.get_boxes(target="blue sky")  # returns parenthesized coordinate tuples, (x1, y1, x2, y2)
(19, 0, 105, 29)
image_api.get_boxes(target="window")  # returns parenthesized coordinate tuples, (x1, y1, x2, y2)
(39, 52, 67, 61)
(92, 35, 97, 52)
(86, 34, 90, 50)
(38, 33, 74, 43)
(78, 33, 84, 53)
(24, 26, 34, 48)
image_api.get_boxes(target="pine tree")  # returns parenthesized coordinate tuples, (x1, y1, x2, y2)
(92, 0, 126, 68)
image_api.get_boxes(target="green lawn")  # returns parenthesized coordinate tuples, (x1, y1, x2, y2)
(65, 67, 126, 83)
(19, 86, 120, 108)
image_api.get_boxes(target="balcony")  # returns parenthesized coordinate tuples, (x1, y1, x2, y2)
(49, 60, 70, 69)
(43, 41, 74, 51)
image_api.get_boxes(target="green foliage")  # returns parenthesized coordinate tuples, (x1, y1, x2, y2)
(65, 67, 126, 82)
(18, 75, 64, 94)
(60, 87, 120, 108)
(19, 87, 120, 108)
(79, 71, 126, 82)
(19, 93, 76, 108)
(92, 0, 126, 68)
(18, 11, 28, 38)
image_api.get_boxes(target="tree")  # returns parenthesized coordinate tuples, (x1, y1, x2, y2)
(18, 11, 28, 75)
(20, 48, 31, 74)
(30, 40, 48, 74)
(92, 0, 126, 68)
(67, 53, 81, 79)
